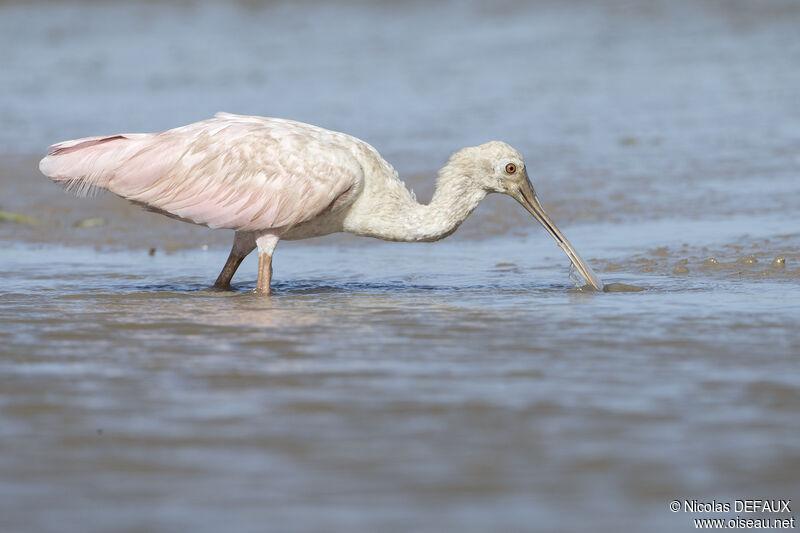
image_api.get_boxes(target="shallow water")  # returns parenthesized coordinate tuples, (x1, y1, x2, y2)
(2, 238, 799, 533)
(2, 1, 800, 532)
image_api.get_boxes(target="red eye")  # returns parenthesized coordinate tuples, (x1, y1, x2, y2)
(505, 163, 516, 174)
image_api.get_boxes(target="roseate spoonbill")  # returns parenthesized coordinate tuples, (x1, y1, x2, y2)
(39, 112, 603, 294)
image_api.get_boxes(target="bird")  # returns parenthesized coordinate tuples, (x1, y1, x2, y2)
(39, 112, 603, 294)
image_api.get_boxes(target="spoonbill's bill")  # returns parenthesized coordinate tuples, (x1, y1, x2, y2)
(39, 113, 603, 294)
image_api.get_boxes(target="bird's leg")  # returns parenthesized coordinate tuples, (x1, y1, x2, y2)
(213, 231, 256, 290)
(256, 252, 273, 295)
(254, 233, 280, 295)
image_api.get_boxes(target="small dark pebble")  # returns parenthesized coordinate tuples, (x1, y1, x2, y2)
(603, 283, 646, 293)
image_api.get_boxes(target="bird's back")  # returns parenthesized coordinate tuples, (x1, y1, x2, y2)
(40, 113, 374, 232)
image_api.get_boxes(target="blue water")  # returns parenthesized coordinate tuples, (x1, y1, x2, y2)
(1, 1, 799, 532)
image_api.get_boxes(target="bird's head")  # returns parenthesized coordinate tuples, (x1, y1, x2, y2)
(446, 141, 527, 195)
(446, 141, 603, 290)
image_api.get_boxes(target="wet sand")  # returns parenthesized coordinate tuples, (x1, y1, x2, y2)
(2, 1, 800, 532)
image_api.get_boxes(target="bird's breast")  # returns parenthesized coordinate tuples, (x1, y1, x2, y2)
(281, 177, 363, 240)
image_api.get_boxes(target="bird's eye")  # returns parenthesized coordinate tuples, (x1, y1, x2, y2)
(505, 163, 516, 174)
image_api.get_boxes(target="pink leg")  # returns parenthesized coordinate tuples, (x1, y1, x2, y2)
(213, 231, 255, 289)
(254, 233, 280, 295)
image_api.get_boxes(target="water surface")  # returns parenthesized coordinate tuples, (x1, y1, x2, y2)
(1, 1, 799, 532)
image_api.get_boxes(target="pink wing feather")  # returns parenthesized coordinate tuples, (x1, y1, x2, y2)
(39, 113, 363, 232)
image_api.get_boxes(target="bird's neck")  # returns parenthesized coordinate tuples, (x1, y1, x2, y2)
(347, 167, 487, 242)
(413, 172, 487, 242)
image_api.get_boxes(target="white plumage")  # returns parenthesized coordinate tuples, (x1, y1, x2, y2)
(40, 113, 603, 294)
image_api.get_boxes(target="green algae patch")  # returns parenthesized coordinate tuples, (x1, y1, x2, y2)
(0, 210, 40, 225)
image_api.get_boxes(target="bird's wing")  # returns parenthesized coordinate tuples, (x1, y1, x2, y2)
(40, 113, 364, 231)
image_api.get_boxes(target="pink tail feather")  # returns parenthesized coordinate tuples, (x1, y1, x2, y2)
(39, 133, 151, 197)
